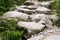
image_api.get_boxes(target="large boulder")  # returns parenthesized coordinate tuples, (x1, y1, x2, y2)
(17, 21, 45, 31)
(44, 35, 60, 40)
(36, 7, 51, 14)
(3, 11, 29, 21)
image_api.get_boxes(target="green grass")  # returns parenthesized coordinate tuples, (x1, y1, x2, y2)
(52, 0, 60, 27)
(0, 18, 27, 40)
(52, 0, 60, 17)
(0, 0, 26, 16)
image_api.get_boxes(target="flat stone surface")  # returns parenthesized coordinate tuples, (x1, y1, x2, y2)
(44, 35, 60, 40)
(36, 7, 51, 13)
(19, 5, 37, 9)
(16, 6, 36, 13)
(28, 35, 45, 40)
(3, 11, 29, 21)
(39, 2, 50, 7)
(17, 21, 45, 31)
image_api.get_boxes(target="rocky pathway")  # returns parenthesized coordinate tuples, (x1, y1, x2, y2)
(2, 0, 60, 40)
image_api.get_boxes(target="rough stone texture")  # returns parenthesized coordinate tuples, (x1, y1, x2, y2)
(30, 14, 47, 22)
(16, 6, 36, 13)
(36, 7, 51, 14)
(48, 15, 59, 22)
(3, 11, 29, 21)
(28, 35, 45, 40)
(17, 21, 45, 31)
(39, 2, 50, 7)
(19, 5, 37, 9)
(44, 35, 60, 40)
(30, 14, 41, 22)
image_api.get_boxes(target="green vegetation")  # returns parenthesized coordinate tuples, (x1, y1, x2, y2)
(14, 0, 26, 5)
(0, 0, 26, 16)
(0, 0, 14, 16)
(55, 20, 60, 27)
(0, 18, 27, 40)
(51, 0, 60, 27)
(51, 0, 60, 17)
(0, 0, 27, 40)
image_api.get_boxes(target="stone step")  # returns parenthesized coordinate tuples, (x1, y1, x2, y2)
(44, 35, 60, 40)
(38, 2, 51, 7)
(38, 0, 54, 7)
(27, 28, 60, 40)
(27, 35, 45, 40)
(30, 14, 46, 22)
(17, 21, 45, 31)
(24, 1, 38, 6)
(17, 6, 51, 14)
(24, 1, 35, 6)
(2, 11, 29, 21)
(16, 6, 36, 13)
(19, 5, 37, 10)
(36, 6, 51, 14)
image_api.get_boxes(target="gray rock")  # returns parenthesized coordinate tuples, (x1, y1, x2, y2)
(27, 35, 45, 40)
(36, 7, 51, 14)
(30, 14, 46, 22)
(24, 1, 34, 5)
(3, 11, 29, 21)
(25, 0, 38, 5)
(19, 5, 37, 10)
(48, 15, 59, 22)
(44, 35, 60, 40)
(30, 14, 41, 22)
(17, 21, 45, 31)
(39, 2, 51, 7)
(38, 19, 46, 24)
(45, 24, 53, 29)
(16, 6, 36, 13)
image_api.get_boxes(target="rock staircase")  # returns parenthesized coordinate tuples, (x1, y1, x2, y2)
(2, 0, 60, 40)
